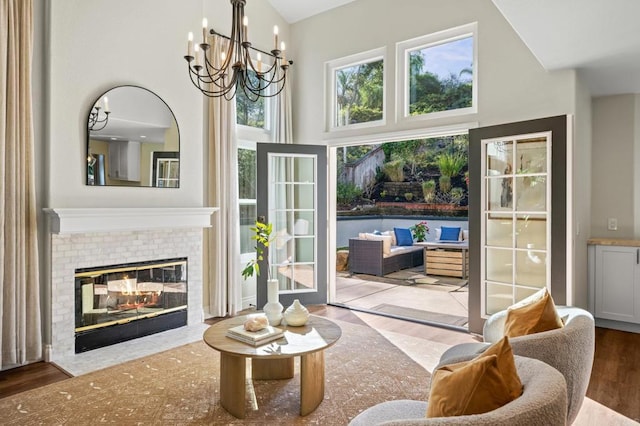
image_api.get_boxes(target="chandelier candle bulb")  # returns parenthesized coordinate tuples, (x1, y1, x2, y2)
(243, 15, 248, 40)
(281, 41, 286, 63)
(273, 25, 278, 50)
(202, 17, 208, 42)
(187, 32, 194, 58)
(103, 97, 109, 113)
(257, 52, 262, 73)
(194, 44, 200, 67)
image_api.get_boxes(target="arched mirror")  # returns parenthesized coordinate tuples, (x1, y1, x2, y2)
(86, 86, 180, 187)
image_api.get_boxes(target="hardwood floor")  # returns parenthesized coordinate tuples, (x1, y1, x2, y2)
(1, 305, 639, 423)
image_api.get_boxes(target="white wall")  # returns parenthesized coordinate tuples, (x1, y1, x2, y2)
(45, 0, 289, 208)
(591, 94, 636, 238)
(290, 0, 577, 144)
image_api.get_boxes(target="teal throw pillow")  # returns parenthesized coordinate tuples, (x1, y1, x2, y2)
(440, 226, 461, 241)
(394, 227, 413, 246)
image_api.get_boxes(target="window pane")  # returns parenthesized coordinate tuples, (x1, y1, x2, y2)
(238, 148, 256, 199)
(335, 59, 383, 127)
(239, 204, 257, 254)
(408, 36, 473, 116)
(236, 71, 265, 128)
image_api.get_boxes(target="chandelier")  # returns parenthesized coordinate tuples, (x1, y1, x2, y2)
(88, 97, 110, 131)
(184, 0, 290, 100)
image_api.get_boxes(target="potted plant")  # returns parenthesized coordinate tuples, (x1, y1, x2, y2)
(410, 221, 430, 242)
(241, 220, 283, 325)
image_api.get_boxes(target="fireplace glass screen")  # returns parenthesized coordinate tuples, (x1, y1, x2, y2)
(75, 258, 187, 333)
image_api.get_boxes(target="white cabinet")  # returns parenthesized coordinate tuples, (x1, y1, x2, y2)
(591, 244, 640, 324)
(108, 141, 140, 181)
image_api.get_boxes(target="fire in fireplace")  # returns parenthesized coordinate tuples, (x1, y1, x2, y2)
(74, 258, 188, 353)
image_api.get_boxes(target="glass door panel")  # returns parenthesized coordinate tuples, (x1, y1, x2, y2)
(257, 143, 328, 308)
(481, 132, 551, 316)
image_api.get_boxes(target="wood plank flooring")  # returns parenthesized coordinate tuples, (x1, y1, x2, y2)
(0, 305, 638, 423)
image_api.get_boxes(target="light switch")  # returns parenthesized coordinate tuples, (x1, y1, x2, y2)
(607, 218, 618, 231)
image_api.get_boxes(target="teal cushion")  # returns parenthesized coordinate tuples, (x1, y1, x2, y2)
(440, 226, 461, 241)
(394, 227, 413, 246)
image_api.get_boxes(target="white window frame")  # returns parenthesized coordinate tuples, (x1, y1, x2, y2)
(325, 46, 386, 132)
(396, 22, 478, 124)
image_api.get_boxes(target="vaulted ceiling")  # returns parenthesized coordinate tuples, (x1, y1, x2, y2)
(268, 0, 640, 97)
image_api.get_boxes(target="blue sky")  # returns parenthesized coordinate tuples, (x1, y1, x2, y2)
(413, 36, 473, 82)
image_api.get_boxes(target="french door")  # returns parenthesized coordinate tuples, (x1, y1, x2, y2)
(256, 143, 328, 308)
(468, 116, 568, 334)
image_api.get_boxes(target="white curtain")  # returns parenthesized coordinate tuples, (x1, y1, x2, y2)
(274, 67, 293, 144)
(0, 0, 42, 368)
(205, 35, 241, 317)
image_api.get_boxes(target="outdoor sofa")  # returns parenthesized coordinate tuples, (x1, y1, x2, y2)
(349, 231, 423, 276)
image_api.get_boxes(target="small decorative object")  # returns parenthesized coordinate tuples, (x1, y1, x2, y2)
(243, 314, 269, 332)
(241, 220, 284, 326)
(284, 299, 310, 326)
(227, 323, 284, 346)
(263, 279, 284, 326)
(410, 221, 430, 242)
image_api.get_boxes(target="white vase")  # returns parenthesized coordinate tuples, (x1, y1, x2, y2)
(263, 279, 283, 326)
(284, 299, 309, 326)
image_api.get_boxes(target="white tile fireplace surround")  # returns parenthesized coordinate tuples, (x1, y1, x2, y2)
(44, 207, 216, 375)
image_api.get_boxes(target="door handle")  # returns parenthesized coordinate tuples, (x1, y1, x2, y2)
(637, 248, 639, 265)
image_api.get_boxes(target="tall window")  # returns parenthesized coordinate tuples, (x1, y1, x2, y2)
(236, 70, 266, 129)
(397, 23, 477, 121)
(238, 142, 257, 255)
(326, 47, 386, 131)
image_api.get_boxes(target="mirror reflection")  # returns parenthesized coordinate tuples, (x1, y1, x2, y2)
(87, 85, 180, 187)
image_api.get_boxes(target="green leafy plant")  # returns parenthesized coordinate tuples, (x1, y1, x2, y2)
(404, 192, 414, 201)
(410, 221, 430, 242)
(242, 221, 274, 280)
(421, 180, 436, 202)
(383, 159, 405, 182)
(437, 152, 466, 178)
(439, 175, 451, 193)
(379, 190, 387, 198)
(337, 182, 363, 205)
(451, 187, 465, 205)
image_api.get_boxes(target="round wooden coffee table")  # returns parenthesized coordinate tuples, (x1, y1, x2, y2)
(203, 314, 342, 418)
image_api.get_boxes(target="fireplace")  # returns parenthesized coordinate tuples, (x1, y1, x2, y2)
(74, 258, 188, 353)
(44, 207, 216, 366)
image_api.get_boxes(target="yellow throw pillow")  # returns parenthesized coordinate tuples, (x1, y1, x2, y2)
(426, 355, 515, 418)
(480, 336, 523, 400)
(504, 288, 564, 338)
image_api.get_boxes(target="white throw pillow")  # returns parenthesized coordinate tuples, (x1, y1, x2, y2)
(365, 233, 392, 255)
(381, 230, 397, 246)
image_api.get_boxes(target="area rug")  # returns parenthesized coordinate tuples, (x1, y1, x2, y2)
(0, 320, 431, 425)
(371, 304, 468, 327)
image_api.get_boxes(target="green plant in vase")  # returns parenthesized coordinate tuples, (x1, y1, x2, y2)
(404, 192, 414, 201)
(242, 220, 273, 280)
(410, 221, 429, 242)
(241, 220, 283, 325)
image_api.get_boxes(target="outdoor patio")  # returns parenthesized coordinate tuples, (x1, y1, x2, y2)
(335, 267, 469, 328)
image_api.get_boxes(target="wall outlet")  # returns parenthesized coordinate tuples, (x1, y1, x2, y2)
(607, 218, 618, 231)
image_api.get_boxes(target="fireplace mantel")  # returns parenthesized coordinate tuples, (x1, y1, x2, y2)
(44, 207, 218, 234)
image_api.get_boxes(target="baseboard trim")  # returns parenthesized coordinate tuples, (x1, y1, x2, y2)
(595, 318, 640, 334)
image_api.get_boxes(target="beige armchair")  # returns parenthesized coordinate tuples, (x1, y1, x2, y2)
(439, 306, 595, 425)
(348, 356, 567, 426)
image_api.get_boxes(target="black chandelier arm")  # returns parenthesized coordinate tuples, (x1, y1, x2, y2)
(188, 62, 244, 98)
(88, 108, 110, 131)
